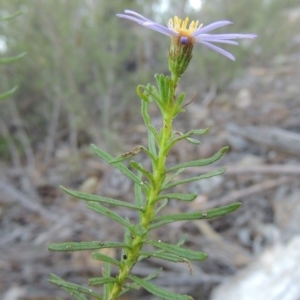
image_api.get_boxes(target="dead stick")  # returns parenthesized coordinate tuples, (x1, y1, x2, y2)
(203, 177, 293, 209)
(185, 165, 300, 175)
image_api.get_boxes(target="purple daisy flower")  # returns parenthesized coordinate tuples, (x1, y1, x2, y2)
(117, 10, 256, 61)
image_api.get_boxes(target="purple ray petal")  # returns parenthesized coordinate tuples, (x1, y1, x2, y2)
(192, 21, 233, 37)
(116, 14, 145, 24)
(198, 41, 236, 60)
(200, 33, 257, 40)
(124, 10, 153, 22)
(143, 22, 177, 37)
(199, 38, 239, 45)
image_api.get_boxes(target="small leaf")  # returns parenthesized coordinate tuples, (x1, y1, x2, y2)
(0, 52, 26, 64)
(103, 262, 111, 299)
(88, 277, 115, 286)
(118, 268, 163, 297)
(154, 203, 241, 222)
(87, 202, 137, 234)
(91, 144, 143, 187)
(92, 251, 121, 266)
(167, 147, 228, 172)
(144, 268, 163, 281)
(163, 168, 185, 186)
(129, 275, 193, 300)
(48, 241, 130, 251)
(150, 203, 241, 230)
(50, 274, 88, 300)
(148, 130, 157, 162)
(164, 128, 209, 153)
(109, 147, 142, 163)
(130, 161, 156, 188)
(176, 234, 187, 247)
(135, 170, 144, 220)
(175, 92, 185, 106)
(136, 85, 150, 102)
(132, 224, 147, 237)
(60, 186, 143, 211)
(146, 240, 207, 262)
(157, 74, 170, 104)
(140, 251, 188, 263)
(186, 137, 201, 145)
(155, 198, 168, 214)
(163, 167, 226, 190)
(109, 145, 156, 163)
(49, 274, 103, 299)
(154, 193, 197, 203)
(49, 274, 88, 300)
(141, 100, 160, 142)
(0, 86, 18, 101)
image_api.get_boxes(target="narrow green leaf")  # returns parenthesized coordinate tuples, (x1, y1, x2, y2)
(144, 268, 163, 281)
(176, 234, 187, 247)
(164, 128, 209, 153)
(135, 170, 144, 220)
(175, 92, 185, 106)
(119, 269, 163, 297)
(91, 144, 142, 187)
(128, 275, 193, 300)
(0, 86, 18, 101)
(167, 147, 229, 172)
(0, 11, 22, 21)
(163, 167, 185, 186)
(186, 137, 201, 145)
(132, 224, 147, 237)
(163, 167, 226, 190)
(149, 220, 172, 230)
(0, 52, 26, 64)
(118, 283, 139, 297)
(91, 251, 121, 266)
(87, 202, 136, 234)
(48, 241, 130, 251)
(148, 130, 157, 159)
(109, 145, 156, 163)
(59, 288, 88, 300)
(136, 85, 150, 102)
(130, 161, 156, 188)
(154, 193, 197, 203)
(154, 203, 241, 222)
(158, 74, 170, 104)
(140, 251, 188, 263)
(49, 274, 103, 299)
(185, 129, 209, 135)
(141, 100, 160, 142)
(103, 262, 111, 299)
(60, 186, 143, 211)
(88, 277, 115, 286)
(146, 240, 207, 262)
(137, 83, 162, 105)
(155, 198, 168, 214)
(150, 203, 241, 230)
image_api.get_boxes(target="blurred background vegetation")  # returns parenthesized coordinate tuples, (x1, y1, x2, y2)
(0, 0, 299, 166)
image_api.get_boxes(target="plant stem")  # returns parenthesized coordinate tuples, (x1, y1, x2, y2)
(108, 76, 179, 300)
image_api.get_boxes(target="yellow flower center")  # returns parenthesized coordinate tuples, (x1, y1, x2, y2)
(168, 16, 202, 36)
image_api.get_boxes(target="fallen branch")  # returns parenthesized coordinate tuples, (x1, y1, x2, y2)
(203, 177, 293, 209)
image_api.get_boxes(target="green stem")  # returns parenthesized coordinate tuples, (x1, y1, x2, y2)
(108, 76, 180, 300)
